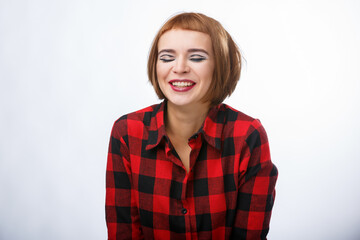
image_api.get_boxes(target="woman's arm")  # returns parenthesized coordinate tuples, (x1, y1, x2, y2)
(106, 121, 143, 240)
(231, 120, 278, 239)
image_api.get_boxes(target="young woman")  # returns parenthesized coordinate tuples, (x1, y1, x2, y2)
(106, 12, 278, 240)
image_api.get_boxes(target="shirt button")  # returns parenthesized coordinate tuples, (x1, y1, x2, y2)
(181, 208, 187, 214)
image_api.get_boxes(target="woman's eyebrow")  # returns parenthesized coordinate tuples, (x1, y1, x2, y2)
(188, 48, 209, 55)
(158, 48, 209, 55)
(158, 49, 175, 55)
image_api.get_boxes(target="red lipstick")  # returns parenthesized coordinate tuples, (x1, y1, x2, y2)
(168, 79, 196, 92)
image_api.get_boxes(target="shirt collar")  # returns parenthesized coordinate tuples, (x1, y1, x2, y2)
(146, 101, 224, 151)
(199, 104, 224, 150)
(145, 101, 167, 150)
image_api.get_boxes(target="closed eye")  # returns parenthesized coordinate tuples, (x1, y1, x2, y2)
(159, 54, 174, 62)
(190, 54, 207, 62)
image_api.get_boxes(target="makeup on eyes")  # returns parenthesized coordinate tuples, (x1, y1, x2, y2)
(159, 54, 174, 62)
(159, 53, 207, 62)
(190, 54, 206, 62)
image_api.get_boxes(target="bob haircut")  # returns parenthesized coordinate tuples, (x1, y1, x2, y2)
(147, 12, 242, 106)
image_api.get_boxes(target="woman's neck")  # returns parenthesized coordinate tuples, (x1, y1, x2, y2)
(165, 101, 210, 141)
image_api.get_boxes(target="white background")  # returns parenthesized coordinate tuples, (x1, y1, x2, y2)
(1, 0, 359, 239)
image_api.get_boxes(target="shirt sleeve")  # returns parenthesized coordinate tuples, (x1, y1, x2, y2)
(231, 119, 278, 239)
(105, 121, 143, 240)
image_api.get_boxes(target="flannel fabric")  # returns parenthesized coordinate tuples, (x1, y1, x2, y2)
(106, 101, 278, 240)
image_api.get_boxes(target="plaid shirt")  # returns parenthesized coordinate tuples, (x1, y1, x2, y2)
(106, 101, 278, 240)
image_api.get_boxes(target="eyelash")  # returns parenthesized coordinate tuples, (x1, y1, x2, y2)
(190, 57, 206, 62)
(159, 58, 174, 62)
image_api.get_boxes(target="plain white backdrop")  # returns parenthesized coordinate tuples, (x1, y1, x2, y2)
(1, 0, 359, 239)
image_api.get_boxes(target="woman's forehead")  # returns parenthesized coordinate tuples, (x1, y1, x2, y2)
(158, 29, 212, 52)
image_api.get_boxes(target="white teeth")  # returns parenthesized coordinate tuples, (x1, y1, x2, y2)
(171, 81, 194, 87)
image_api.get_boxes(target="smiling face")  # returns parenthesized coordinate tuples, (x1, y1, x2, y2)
(156, 29, 215, 109)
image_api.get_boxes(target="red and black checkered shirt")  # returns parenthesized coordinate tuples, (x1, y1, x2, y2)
(106, 101, 278, 239)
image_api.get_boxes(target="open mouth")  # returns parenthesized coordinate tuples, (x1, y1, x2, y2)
(170, 81, 195, 87)
(169, 80, 196, 92)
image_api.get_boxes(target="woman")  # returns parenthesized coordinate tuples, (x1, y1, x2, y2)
(106, 12, 278, 240)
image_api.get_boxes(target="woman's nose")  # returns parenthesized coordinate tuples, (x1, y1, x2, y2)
(172, 57, 190, 73)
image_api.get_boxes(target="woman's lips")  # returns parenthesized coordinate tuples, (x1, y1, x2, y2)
(169, 80, 195, 92)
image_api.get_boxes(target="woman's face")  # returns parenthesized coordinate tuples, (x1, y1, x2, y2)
(156, 29, 215, 108)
